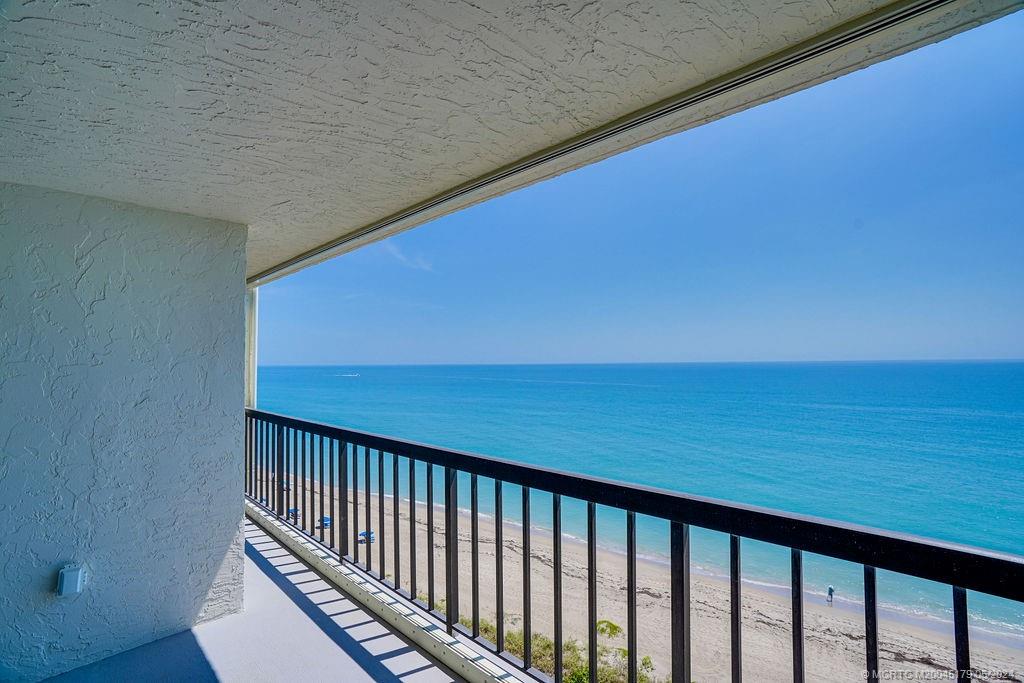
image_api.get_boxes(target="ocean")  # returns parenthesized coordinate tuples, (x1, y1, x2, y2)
(256, 361, 1024, 643)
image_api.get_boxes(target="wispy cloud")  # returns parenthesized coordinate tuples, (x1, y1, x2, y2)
(383, 241, 434, 272)
(261, 283, 365, 301)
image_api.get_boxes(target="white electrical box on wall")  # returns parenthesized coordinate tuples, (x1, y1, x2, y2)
(57, 564, 86, 597)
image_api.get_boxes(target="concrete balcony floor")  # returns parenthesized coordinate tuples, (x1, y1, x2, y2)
(52, 521, 456, 682)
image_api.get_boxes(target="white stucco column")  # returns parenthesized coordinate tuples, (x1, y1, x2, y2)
(0, 183, 247, 681)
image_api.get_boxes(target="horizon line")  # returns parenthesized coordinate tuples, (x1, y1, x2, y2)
(257, 356, 1024, 368)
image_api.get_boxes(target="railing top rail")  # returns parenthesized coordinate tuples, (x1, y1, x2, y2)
(246, 408, 1024, 602)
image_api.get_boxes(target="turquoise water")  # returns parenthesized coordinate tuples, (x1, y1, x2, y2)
(257, 361, 1024, 641)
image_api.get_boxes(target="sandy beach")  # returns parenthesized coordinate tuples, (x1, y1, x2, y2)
(267, 476, 1023, 682)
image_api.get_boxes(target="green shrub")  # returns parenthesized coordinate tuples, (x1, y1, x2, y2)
(412, 593, 664, 682)
(452, 615, 664, 683)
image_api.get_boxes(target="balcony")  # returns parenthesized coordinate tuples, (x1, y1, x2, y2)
(244, 410, 1024, 682)
(3, 2, 1022, 680)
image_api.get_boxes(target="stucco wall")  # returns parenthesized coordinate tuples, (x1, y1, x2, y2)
(0, 183, 246, 681)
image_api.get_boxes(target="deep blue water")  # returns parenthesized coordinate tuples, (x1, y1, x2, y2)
(257, 361, 1024, 639)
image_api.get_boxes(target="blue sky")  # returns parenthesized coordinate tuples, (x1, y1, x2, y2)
(259, 12, 1024, 366)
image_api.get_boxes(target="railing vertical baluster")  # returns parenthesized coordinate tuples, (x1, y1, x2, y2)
(270, 424, 275, 514)
(365, 446, 372, 573)
(444, 467, 459, 633)
(409, 458, 417, 599)
(273, 424, 279, 511)
(588, 501, 598, 683)
(329, 439, 336, 550)
(282, 427, 288, 517)
(283, 428, 288, 522)
(278, 424, 285, 516)
(250, 417, 255, 496)
(293, 428, 297, 515)
(254, 420, 259, 502)
(864, 565, 878, 681)
(268, 423, 274, 509)
(263, 421, 269, 507)
(309, 435, 314, 531)
(953, 586, 970, 680)
(427, 464, 434, 609)
(283, 427, 288, 517)
(318, 436, 325, 544)
(671, 521, 691, 683)
(299, 431, 306, 532)
(258, 421, 264, 505)
(310, 432, 315, 534)
(272, 423, 276, 516)
(340, 442, 349, 558)
(731, 534, 743, 683)
(627, 511, 637, 683)
(379, 451, 386, 577)
(315, 435, 320, 534)
(495, 480, 504, 652)
(393, 453, 401, 590)
(291, 428, 298, 521)
(471, 473, 479, 638)
(267, 422, 272, 508)
(262, 421, 266, 507)
(269, 423, 274, 509)
(244, 417, 250, 495)
(522, 486, 532, 669)
(272, 423, 276, 509)
(292, 430, 296, 528)
(284, 427, 289, 515)
(791, 548, 805, 683)
(251, 418, 256, 496)
(352, 443, 360, 564)
(553, 493, 563, 683)
(306, 435, 311, 532)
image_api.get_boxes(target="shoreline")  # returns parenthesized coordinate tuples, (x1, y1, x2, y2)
(272, 478, 1024, 680)
(430, 500, 1024, 650)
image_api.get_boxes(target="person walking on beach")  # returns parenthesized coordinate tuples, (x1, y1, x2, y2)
(827, 584, 835, 606)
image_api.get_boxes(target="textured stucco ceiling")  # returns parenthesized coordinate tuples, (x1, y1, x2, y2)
(0, 1, 1018, 282)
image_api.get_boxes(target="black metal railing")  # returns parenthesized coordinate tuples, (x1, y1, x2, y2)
(244, 408, 1024, 682)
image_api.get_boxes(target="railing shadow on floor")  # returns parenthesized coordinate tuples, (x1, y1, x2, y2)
(244, 523, 455, 682)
